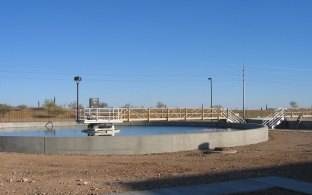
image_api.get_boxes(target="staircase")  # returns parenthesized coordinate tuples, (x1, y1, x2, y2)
(262, 108, 286, 129)
(221, 109, 246, 123)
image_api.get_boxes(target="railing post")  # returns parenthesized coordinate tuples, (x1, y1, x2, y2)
(305, 108, 307, 116)
(185, 108, 187, 121)
(291, 108, 293, 118)
(148, 108, 150, 122)
(161, 108, 164, 118)
(227, 108, 229, 119)
(127, 108, 131, 122)
(180, 108, 182, 119)
(167, 108, 169, 121)
(202, 104, 204, 120)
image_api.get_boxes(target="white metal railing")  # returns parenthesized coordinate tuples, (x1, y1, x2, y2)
(79, 107, 249, 123)
(220, 109, 246, 123)
(262, 108, 286, 128)
(80, 108, 123, 122)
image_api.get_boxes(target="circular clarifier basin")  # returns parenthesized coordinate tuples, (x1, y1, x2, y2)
(0, 126, 232, 137)
(0, 122, 268, 155)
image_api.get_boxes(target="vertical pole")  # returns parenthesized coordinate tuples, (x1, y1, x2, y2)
(128, 108, 131, 122)
(243, 64, 246, 119)
(210, 79, 212, 108)
(185, 108, 187, 120)
(76, 82, 79, 122)
(208, 78, 212, 108)
(167, 108, 169, 121)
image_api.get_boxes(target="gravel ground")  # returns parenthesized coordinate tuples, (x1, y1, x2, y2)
(0, 130, 311, 195)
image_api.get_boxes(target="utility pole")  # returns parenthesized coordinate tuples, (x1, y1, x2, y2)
(242, 64, 246, 118)
(208, 78, 212, 108)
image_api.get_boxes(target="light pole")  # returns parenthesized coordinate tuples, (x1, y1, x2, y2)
(74, 76, 82, 122)
(208, 78, 212, 108)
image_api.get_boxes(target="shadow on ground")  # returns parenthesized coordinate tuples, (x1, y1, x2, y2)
(118, 162, 312, 192)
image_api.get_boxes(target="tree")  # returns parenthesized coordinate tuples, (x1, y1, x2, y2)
(42, 99, 64, 117)
(289, 101, 299, 108)
(213, 104, 223, 108)
(122, 103, 134, 108)
(0, 104, 11, 116)
(98, 101, 108, 108)
(17, 104, 28, 109)
(68, 101, 84, 109)
(156, 101, 167, 108)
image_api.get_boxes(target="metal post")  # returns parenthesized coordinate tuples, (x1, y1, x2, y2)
(208, 78, 212, 108)
(242, 64, 246, 118)
(74, 76, 82, 122)
(77, 83, 79, 121)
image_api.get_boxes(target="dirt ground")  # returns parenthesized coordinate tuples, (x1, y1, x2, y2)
(0, 130, 311, 195)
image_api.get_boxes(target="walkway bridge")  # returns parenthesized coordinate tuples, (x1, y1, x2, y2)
(79, 107, 246, 124)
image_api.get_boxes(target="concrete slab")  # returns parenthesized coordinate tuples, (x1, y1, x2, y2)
(112, 176, 312, 195)
(250, 176, 312, 194)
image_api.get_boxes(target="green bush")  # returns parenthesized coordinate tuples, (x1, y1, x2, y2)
(0, 104, 11, 116)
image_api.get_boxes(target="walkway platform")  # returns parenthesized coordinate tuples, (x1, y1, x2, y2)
(112, 176, 312, 195)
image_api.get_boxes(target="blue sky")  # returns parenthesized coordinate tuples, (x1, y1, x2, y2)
(0, 0, 311, 109)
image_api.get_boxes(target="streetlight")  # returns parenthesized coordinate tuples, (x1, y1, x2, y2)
(74, 76, 82, 122)
(208, 78, 212, 108)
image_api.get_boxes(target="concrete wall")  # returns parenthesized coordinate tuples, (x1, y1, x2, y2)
(246, 118, 312, 130)
(0, 121, 268, 155)
(0, 136, 44, 153)
(280, 118, 312, 130)
(43, 128, 268, 155)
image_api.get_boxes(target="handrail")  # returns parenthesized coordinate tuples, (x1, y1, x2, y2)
(81, 108, 123, 121)
(80, 107, 247, 123)
(220, 109, 246, 123)
(262, 108, 285, 128)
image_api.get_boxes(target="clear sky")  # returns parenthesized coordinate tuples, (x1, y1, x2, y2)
(0, 0, 311, 109)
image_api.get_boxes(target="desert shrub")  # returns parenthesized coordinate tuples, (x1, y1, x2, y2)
(0, 104, 11, 116)
(156, 101, 167, 108)
(42, 99, 65, 117)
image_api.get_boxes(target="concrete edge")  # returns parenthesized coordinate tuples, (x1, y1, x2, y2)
(0, 121, 268, 155)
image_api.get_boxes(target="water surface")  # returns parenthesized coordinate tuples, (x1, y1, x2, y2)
(0, 126, 231, 137)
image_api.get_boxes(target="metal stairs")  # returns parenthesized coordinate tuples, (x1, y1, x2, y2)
(221, 109, 246, 123)
(262, 108, 286, 129)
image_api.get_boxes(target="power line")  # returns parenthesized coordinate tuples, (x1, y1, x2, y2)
(248, 64, 312, 72)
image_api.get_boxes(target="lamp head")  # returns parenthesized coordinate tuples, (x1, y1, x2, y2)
(74, 76, 82, 84)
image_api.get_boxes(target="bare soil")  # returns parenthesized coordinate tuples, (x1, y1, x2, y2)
(0, 130, 311, 195)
